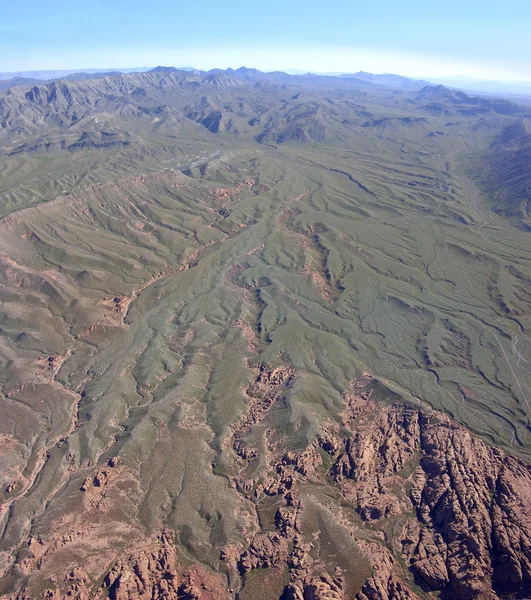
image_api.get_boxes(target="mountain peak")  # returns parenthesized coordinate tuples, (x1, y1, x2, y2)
(149, 66, 180, 74)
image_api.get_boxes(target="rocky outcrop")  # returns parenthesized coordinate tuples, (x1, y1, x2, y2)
(327, 378, 531, 599)
(238, 532, 288, 573)
(409, 414, 531, 599)
(355, 542, 418, 600)
(235, 364, 294, 435)
(8, 529, 229, 599)
(332, 401, 420, 521)
(5, 373, 531, 600)
(285, 571, 346, 600)
(100, 529, 180, 599)
(91, 529, 227, 600)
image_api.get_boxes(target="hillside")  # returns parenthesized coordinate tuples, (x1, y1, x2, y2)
(468, 118, 531, 230)
(0, 67, 530, 600)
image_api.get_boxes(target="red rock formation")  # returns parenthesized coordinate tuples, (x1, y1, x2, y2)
(5, 373, 531, 600)
(355, 541, 419, 600)
(75, 529, 227, 600)
(285, 571, 346, 600)
(238, 532, 289, 573)
(211, 179, 255, 202)
(327, 378, 531, 599)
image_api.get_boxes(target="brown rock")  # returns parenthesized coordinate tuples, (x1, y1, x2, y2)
(285, 572, 346, 600)
(356, 542, 418, 600)
(238, 532, 288, 573)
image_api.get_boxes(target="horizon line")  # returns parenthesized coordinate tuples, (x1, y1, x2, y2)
(0, 65, 530, 87)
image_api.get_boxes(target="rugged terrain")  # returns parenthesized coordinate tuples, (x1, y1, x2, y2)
(0, 67, 530, 599)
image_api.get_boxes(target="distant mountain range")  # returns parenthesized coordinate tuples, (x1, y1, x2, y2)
(287, 69, 531, 98)
(0, 66, 432, 94)
(0, 67, 156, 80)
(425, 76, 531, 98)
(1, 66, 527, 149)
(2, 66, 530, 98)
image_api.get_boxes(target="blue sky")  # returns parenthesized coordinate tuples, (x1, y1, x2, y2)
(2, 0, 531, 80)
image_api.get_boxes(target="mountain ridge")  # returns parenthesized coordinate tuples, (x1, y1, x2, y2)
(1, 67, 529, 153)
